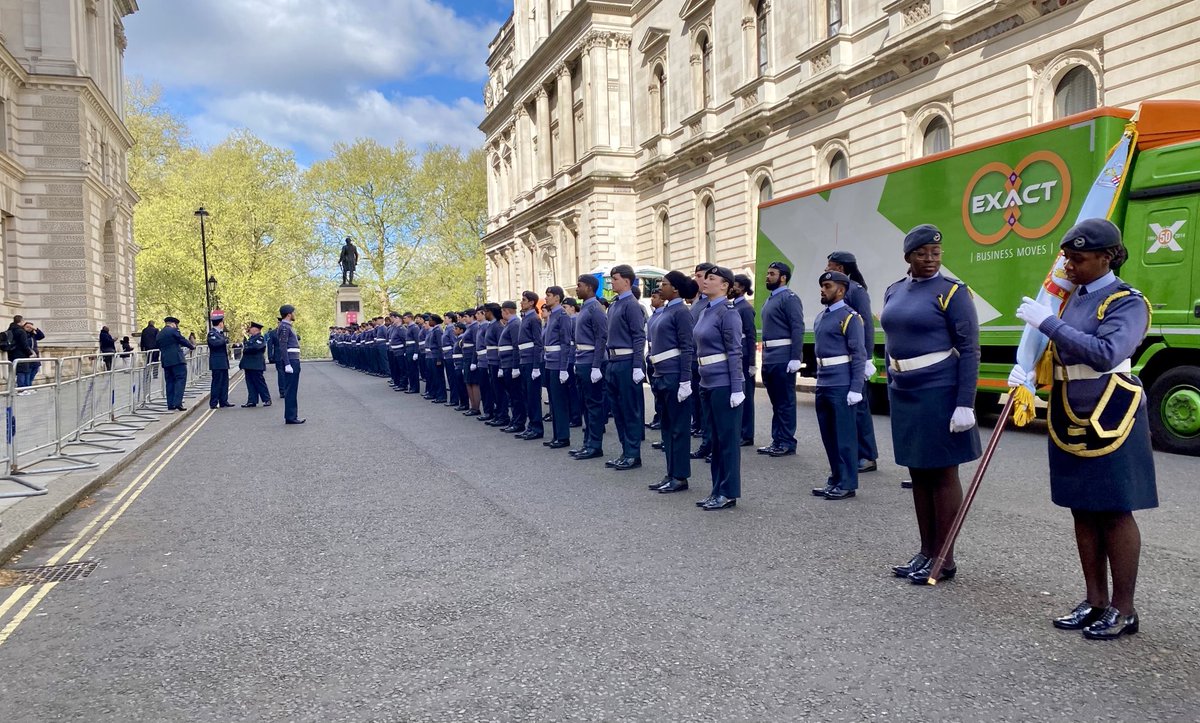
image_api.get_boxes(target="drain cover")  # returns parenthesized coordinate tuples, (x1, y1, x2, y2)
(0, 560, 98, 587)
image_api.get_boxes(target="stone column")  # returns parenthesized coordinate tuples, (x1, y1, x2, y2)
(513, 109, 529, 198)
(742, 16, 756, 81)
(614, 35, 633, 149)
(535, 88, 552, 183)
(690, 52, 703, 110)
(588, 33, 611, 150)
(579, 43, 593, 151)
(556, 64, 575, 170)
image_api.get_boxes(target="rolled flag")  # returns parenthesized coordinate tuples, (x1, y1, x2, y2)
(1009, 122, 1138, 426)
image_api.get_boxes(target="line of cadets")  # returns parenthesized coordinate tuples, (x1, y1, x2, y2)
(330, 256, 880, 512)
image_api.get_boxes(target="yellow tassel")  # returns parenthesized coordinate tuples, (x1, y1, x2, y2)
(1011, 385, 1037, 427)
(1034, 347, 1055, 387)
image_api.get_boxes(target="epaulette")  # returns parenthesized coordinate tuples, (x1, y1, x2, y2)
(725, 300, 736, 309)
(840, 309, 860, 335)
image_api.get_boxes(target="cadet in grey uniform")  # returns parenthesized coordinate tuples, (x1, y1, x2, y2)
(1012, 218, 1157, 640)
(827, 251, 878, 472)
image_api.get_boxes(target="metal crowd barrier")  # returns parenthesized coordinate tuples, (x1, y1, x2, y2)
(0, 348, 211, 497)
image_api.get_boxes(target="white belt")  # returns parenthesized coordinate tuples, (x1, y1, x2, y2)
(576, 344, 595, 351)
(389, 344, 402, 349)
(441, 346, 453, 352)
(544, 345, 563, 352)
(1055, 359, 1131, 381)
(405, 341, 417, 346)
(698, 353, 728, 366)
(518, 342, 535, 350)
(763, 339, 792, 348)
(497, 345, 514, 352)
(287, 347, 301, 353)
(609, 347, 633, 356)
(889, 349, 956, 373)
(817, 355, 850, 368)
(485, 346, 496, 352)
(452, 354, 463, 359)
(649, 348, 681, 364)
(462, 343, 475, 348)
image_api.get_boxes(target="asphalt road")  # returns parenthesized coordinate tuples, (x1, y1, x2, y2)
(0, 362, 1197, 722)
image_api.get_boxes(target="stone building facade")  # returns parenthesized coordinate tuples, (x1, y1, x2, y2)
(0, 0, 139, 351)
(481, 0, 1200, 299)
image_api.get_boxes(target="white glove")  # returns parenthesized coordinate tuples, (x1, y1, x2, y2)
(470, 364, 477, 371)
(1015, 296, 1053, 328)
(511, 368, 520, 379)
(786, 359, 801, 374)
(559, 370, 569, 383)
(949, 406, 976, 433)
(411, 354, 418, 361)
(847, 391, 863, 405)
(677, 381, 692, 402)
(748, 366, 757, 377)
(632, 368, 646, 384)
(531, 368, 541, 380)
(730, 391, 746, 407)
(590, 368, 602, 384)
(1007, 365, 1027, 388)
(863, 360, 877, 380)
(284, 364, 294, 374)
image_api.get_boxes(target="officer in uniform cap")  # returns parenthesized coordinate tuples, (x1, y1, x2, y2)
(810, 271, 866, 500)
(693, 266, 745, 510)
(647, 270, 696, 494)
(1012, 217, 1157, 640)
(239, 321, 272, 407)
(276, 303, 304, 424)
(207, 312, 233, 408)
(156, 316, 194, 411)
(827, 251, 878, 473)
(758, 261, 806, 457)
(881, 224, 980, 583)
(730, 273, 757, 447)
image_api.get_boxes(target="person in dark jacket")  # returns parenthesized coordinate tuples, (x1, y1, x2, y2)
(8, 315, 34, 389)
(239, 322, 272, 407)
(139, 320, 159, 377)
(99, 326, 117, 370)
(156, 317, 195, 411)
(207, 315, 233, 408)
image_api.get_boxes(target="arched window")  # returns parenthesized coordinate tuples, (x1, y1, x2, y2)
(756, 0, 769, 77)
(654, 65, 668, 133)
(658, 211, 671, 267)
(922, 116, 951, 156)
(758, 177, 773, 203)
(828, 151, 849, 182)
(699, 32, 714, 107)
(827, 0, 842, 37)
(1054, 66, 1098, 119)
(703, 197, 717, 261)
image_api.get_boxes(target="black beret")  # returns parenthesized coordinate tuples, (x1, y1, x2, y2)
(828, 251, 857, 265)
(680, 277, 700, 299)
(707, 265, 735, 286)
(733, 273, 754, 296)
(562, 297, 578, 309)
(903, 224, 942, 254)
(768, 261, 792, 279)
(1060, 218, 1122, 251)
(819, 271, 851, 287)
(664, 269, 690, 291)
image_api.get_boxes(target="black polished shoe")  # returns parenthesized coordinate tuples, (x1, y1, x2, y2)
(658, 479, 689, 493)
(1082, 607, 1139, 640)
(650, 476, 673, 490)
(285, 418, 306, 425)
(901, 480, 913, 489)
(858, 459, 878, 473)
(702, 495, 736, 510)
(573, 449, 604, 460)
(485, 418, 508, 427)
(1053, 601, 1108, 630)
(690, 429, 704, 439)
(219, 403, 236, 408)
(824, 487, 856, 500)
(704, 455, 712, 464)
(569, 421, 582, 428)
(262, 402, 272, 407)
(240, 403, 257, 408)
(768, 447, 796, 458)
(651, 441, 664, 450)
(756, 444, 779, 455)
(500, 425, 522, 433)
(521, 433, 544, 441)
(891, 553, 929, 578)
(908, 559, 955, 585)
(740, 438, 754, 447)
(547, 439, 570, 449)
(689, 447, 711, 459)
(604, 457, 622, 468)
(462, 409, 481, 417)
(477, 414, 494, 422)
(568, 447, 588, 456)
(543, 413, 552, 422)
(812, 484, 835, 497)
(612, 457, 642, 471)
(648, 421, 662, 430)
(695, 495, 714, 507)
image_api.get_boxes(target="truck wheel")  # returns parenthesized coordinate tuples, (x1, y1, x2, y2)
(1147, 367, 1200, 456)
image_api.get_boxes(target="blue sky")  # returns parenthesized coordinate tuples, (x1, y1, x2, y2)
(124, 0, 512, 165)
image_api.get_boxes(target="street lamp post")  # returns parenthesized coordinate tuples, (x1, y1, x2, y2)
(195, 207, 212, 325)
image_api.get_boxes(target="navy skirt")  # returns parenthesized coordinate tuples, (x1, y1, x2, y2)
(1048, 398, 1158, 512)
(888, 384, 982, 469)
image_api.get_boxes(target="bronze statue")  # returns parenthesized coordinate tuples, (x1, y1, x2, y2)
(338, 237, 359, 286)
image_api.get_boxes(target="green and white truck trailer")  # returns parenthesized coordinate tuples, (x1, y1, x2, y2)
(755, 102, 1200, 455)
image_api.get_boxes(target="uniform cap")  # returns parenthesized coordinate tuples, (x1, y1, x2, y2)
(767, 261, 792, 279)
(164, 316, 180, 324)
(904, 224, 943, 254)
(819, 271, 851, 287)
(562, 297, 578, 309)
(1060, 218, 1122, 251)
(278, 304, 296, 317)
(706, 266, 735, 286)
(828, 251, 857, 265)
(249, 321, 264, 330)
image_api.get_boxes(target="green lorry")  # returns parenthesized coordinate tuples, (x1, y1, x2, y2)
(756, 103, 1200, 455)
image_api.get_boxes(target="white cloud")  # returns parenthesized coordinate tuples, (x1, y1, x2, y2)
(124, 0, 499, 156)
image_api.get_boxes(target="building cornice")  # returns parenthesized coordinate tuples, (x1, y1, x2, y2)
(25, 75, 136, 148)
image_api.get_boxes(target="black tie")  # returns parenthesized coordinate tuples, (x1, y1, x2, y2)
(1078, 286, 1088, 296)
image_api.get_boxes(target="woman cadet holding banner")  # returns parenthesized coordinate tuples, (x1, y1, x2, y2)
(1012, 218, 1156, 641)
(880, 224, 982, 584)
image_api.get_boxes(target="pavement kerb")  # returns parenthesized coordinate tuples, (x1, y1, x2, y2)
(0, 388, 213, 566)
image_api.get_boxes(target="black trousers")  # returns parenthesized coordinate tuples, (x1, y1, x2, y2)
(244, 369, 271, 404)
(281, 361, 301, 422)
(209, 369, 229, 407)
(521, 363, 543, 435)
(576, 363, 605, 452)
(654, 374, 690, 481)
(546, 369, 570, 442)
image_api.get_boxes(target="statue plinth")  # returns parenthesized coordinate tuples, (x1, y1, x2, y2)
(335, 285, 363, 327)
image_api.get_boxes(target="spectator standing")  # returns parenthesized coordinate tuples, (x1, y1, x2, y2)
(19, 320, 45, 393)
(99, 326, 116, 370)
